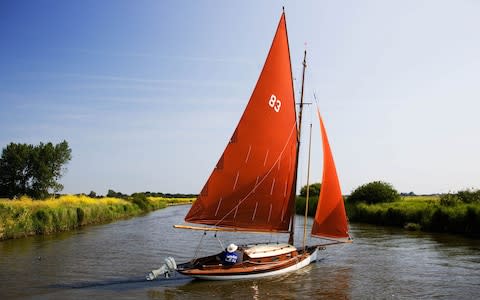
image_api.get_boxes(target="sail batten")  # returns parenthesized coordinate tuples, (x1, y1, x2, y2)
(268, 204, 272, 222)
(263, 150, 269, 166)
(185, 13, 297, 232)
(252, 202, 258, 220)
(270, 179, 276, 195)
(233, 172, 239, 190)
(245, 145, 252, 163)
(214, 198, 222, 216)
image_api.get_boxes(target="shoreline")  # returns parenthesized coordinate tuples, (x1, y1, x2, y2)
(3, 194, 478, 240)
(296, 195, 480, 238)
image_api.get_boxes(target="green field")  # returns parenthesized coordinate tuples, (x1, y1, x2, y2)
(0, 195, 194, 240)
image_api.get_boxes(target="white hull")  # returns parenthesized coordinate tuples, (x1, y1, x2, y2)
(185, 247, 318, 281)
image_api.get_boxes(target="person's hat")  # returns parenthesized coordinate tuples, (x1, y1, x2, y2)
(227, 243, 238, 253)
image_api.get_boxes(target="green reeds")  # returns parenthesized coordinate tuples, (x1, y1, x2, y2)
(294, 193, 480, 236)
(346, 195, 480, 236)
(0, 195, 195, 240)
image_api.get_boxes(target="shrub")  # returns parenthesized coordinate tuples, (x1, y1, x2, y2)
(439, 193, 460, 206)
(429, 207, 450, 232)
(295, 196, 318, 216)
(385, 207, 405, 226)
(347, 181, 399, 204)
(457, 189, 480, 204)
(404, 223, 421, 231)
(465, 206, 480, 235)
(130, 193, 152, 211)
(440, 189, 480, 206)
(76, 207, 85, 224)
(299, 183, 321, 197)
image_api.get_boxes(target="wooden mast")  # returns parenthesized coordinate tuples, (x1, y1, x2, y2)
(302, 123, 313, 250)
(288, 49, 307, 245)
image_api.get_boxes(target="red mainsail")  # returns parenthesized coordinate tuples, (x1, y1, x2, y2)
(185, 13, 297, 232)
(311, 109, 350, 240)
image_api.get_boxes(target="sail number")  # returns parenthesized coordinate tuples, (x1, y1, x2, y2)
(268, 94, 281, 112)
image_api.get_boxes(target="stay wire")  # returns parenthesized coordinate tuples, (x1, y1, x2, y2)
(193, 231, 207, 261)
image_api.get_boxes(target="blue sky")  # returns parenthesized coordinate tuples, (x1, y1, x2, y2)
(1, 0, 479, 196)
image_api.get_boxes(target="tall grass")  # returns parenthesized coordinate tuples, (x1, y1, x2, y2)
(147, 196, 194, 207)
(294, 194, 480, 236)
(0, 195, 194, 240)
(346, 195, 480, 236)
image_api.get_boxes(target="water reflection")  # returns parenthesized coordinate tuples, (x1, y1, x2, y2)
(251, 281, 259, 300)
(142, 263, 353, 299)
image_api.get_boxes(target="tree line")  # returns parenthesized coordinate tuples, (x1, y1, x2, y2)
(104, 190, 197, 199)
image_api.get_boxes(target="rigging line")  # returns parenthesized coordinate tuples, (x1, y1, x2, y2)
(215, 232, 225, 251)
(302, 123, 313, 252)
(299, 95, 314, 190)
(313, 91, 320, 111)
(296, 92, 315, 191)
(213, 122, 298, 227)
(192, 231, 207, 261)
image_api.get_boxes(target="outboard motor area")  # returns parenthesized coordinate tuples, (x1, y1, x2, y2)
(146, 256, 177, 280)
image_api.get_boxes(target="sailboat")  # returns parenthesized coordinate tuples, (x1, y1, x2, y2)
(147, 10, 350, 281)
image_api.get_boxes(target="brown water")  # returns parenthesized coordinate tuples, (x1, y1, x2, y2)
(1, 205, 479, 299)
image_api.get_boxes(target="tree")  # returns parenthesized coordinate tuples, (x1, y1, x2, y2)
(0, 143, 33, 197)
(300, 182, 321, 197)
(0, 141, 72, 199)
(106, 189, 127, 198)
(347, 181, 399, 204)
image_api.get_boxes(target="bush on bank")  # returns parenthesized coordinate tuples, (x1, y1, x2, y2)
(295, 181, 398, 217)
(348, 181, 400, 204)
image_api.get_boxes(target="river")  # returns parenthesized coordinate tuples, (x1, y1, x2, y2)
(1, 205, 479, 299)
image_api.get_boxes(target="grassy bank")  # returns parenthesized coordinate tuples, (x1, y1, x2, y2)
(0, 195, 194, 240)
(346, 195, 480, 236)
(148, 196, 194, 206)
(296, 195, 480, 236)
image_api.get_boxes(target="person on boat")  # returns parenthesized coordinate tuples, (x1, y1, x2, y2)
(222, 243, 242, 266)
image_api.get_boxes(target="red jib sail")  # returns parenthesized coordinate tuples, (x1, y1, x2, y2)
(185, 13, 297, 232)
(311, 109, 350, 240)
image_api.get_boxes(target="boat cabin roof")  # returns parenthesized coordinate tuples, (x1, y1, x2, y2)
(243, 243, 296, 258)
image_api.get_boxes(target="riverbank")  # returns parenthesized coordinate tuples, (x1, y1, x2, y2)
(346, 195, 480, 236)
(0, 195, 194, 240)
(296, 195, 480, 237)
